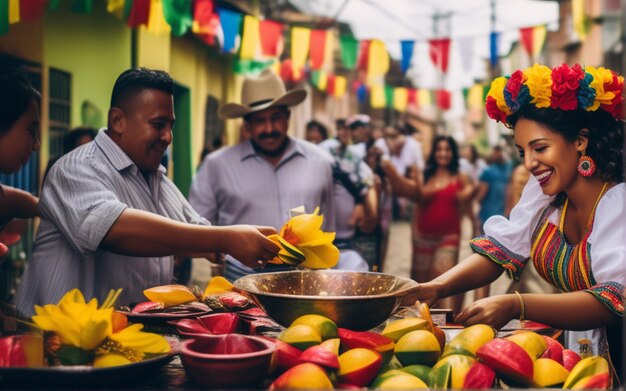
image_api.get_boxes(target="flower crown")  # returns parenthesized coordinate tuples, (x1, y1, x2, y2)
(486, 63, 624, 126)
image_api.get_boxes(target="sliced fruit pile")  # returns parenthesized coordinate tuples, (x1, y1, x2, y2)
(267, 312, 611, 390)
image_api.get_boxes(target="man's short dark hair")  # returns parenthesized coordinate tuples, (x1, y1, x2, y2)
(336, 119, 346, 128)
(349, 120, 366, 130)
(110, 68, 173, 109)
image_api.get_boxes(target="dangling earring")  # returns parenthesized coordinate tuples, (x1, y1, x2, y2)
(577, 151, 596, 177)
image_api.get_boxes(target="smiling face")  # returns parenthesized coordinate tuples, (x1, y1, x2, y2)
(109, 89, 175, 173)
(434, 139, 454, 168)
(244, 106, 290, 156)
(514, 118, 585, 196)
(0, 99, 40, 174)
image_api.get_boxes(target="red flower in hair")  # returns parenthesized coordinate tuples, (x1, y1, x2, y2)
(550, 64, 583, 111)
(486, 96, 507, 123)
(506, 70, 525, 99)
(601, 72, 624, 119)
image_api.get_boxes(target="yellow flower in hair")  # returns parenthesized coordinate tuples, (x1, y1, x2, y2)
(487, 77, 511, 116)
(585, 66, 617, 110)
(523, 64, 552, 108)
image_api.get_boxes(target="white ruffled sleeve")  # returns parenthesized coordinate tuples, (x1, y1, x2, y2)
(470, 175, 553, 279)
(585, 183, 625, 316)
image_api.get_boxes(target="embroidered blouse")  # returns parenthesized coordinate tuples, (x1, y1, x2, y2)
(470, 176, 625, 355)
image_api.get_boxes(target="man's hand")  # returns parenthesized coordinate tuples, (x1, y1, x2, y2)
(222, 225, 280, 268)
(400, 280, 443, 307)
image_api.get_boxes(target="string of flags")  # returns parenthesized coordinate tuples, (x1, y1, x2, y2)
(0, 0, 587, 113)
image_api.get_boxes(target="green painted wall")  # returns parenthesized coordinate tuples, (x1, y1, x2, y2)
(44, 1, 131, 128)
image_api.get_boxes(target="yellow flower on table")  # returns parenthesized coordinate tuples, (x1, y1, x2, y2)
(32, 289, 112, 351)
(269, 207, 340, 269)
(31, 288, 170, 367)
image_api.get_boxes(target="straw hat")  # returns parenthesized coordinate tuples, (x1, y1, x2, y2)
(219, 69, 307, 119)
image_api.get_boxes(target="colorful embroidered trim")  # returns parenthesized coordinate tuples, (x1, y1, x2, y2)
(469, 235, 528, 280)
(584, 282, 625, 317)
(486, 63, 624, 126)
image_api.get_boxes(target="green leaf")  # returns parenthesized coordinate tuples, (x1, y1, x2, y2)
(56, 346, 93, 366)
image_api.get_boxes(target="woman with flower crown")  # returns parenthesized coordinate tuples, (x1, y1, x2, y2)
(406, 63, 624, 377)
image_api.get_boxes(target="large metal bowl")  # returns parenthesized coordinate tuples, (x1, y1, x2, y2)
(233, 270, 418, 331)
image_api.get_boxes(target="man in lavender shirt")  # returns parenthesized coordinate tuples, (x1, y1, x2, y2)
(189, 69, 335, 281)
(15, 68, 279, 316)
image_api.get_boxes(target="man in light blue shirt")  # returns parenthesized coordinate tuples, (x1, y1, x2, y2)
(189, 69, 335, 281)
(15, 68, 279, 317)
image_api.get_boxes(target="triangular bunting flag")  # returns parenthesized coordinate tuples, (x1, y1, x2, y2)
(489, 32, 499, 67)
(385, 85, 394, 108)
(0, 0, 9, 35)
(127, 0, 150, 28)
(436, 89, 451, 110)
(357, 40, 370, 71)
(162, 0, 192, 37)
(219, 9, 242, 53)
(291, 26, 310, 80)
(309, 30, 328, 70)
(457, 37, 474, 72)
(333, 76, 346, 97)
(532, 26, 547, 57)
(429, 38, 451, 73)
(408, 88, 418, 107)
(418, 89, 432, 107)
(356, 83, 367, 103)
(259, 20, 283, 57)
(368, 39, 389, 77)
(339, 35, 358, 70)
(468, 84, 484, 109)
(19, 0, 47, 21)
(146, 0, 170, 35)
(326, 74, 336, 96)
(239, 15, 259, 60)
(370, 84, 386, 108)
(393, 87, 408, 112)
(8, 0, 18, 24)
(72, 0, 93, 14)
(572, 0, 588, 40)
(400, 41, 414, 75)
(107, 0, 125, 19)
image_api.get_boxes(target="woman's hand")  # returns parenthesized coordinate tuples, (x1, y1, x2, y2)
(455, 294, 519, 330)
(0, 231, 21, 258)
(401, 281, 445, 307)
(221, 225, 280, 268)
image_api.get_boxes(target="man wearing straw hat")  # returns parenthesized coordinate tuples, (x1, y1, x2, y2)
(189, 69, 336, 281)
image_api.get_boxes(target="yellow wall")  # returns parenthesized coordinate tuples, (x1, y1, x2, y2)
(44, 1, 131, 128)
(136, 28, 171, 72)
(169, 37, 234, 169)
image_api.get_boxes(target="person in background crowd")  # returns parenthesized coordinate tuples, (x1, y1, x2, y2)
(0, 64, 40, 263)
(473, 144, 513, 300)
(459, 144, 487, 236)
(346, 114, 371, 159)
(44, 127, 97, 182)
(189, 69, 335, 282)
(305, 120, 328, 145)
(318, 119, 377, 271)
(409, 136, 473, 315)
(408, 64, 624, 379)
(15, 68, 279, 317)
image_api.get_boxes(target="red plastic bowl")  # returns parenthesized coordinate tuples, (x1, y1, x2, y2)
(180, 334, 276, 387)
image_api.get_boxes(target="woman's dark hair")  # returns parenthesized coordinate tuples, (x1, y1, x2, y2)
(110, 67, 173, 109)
(509, 106, 623, 179)
(424, 135, 460, 183)
(509, 106, 624, 205)
(0, 65, 41, 134)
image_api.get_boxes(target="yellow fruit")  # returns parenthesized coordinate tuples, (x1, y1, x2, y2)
(143, 285, 197, 307)
(338, 348, 383, 387)
(291, 314, 338, 340)
(320, 338, 341, 355)
(203, 276, 233, 297)
(381, 318, 429, 342)
(373, 370, 429, 389)
(506, 331, 548, 360)
(442, 324, 495, 357)
(394, 330, 441, 366)
(563, 356, 609, 389)
(430, 354, 476, 389)
(533, 358, 569, 387)
(270, 363, 333, 390)
(278, 324, 322, 350)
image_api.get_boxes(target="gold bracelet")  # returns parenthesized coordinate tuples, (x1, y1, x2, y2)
(514, 291, 525, 322)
